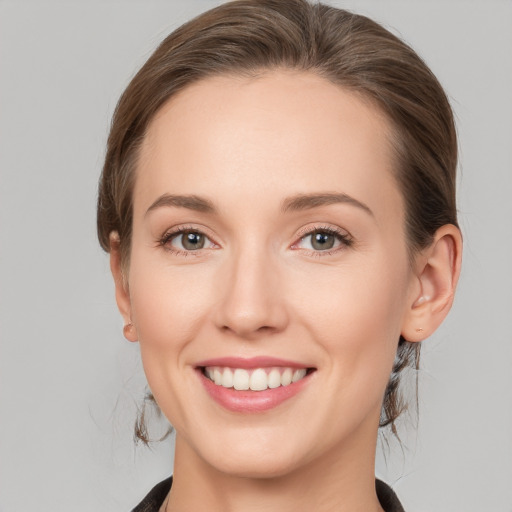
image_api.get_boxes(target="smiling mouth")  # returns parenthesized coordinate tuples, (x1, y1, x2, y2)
(201, 366, 315, 392)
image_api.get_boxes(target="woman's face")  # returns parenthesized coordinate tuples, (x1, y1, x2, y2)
(121, 71, 419, 477)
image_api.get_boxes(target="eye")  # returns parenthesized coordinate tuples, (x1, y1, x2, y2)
(293, 227, 352, 253)
(175, 231, 206, 250)
(161, 229, 216, 253)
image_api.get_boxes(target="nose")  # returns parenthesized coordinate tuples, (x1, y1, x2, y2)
(213, 246, 289, 340)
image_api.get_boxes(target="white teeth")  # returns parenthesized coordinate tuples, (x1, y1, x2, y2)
(204, 366, 308, 391)
(268, 368, 281, 389)
(233, 369, 250, 390)
(221, 367, 234, 388)
(292, 368, 307, 382)
(281, 368, 293, 386)
(249, 368, 268, 391)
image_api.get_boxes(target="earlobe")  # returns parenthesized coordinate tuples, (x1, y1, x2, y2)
(109, 232, 138, 342)
(402, 224, 462, 342)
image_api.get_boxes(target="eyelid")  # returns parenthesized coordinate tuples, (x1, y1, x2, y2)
(158, 224, 220, 254)
(291, 224, 353, 253)
(294, 223, 351, 240)
(157, 223, 352, 256)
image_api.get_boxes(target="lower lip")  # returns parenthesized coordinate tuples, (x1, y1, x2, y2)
(197, 369, 312, 413)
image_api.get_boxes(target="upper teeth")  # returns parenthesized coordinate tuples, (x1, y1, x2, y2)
(205, 367, 307, 391)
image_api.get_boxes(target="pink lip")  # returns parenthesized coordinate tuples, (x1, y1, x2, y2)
(195, 357, 315, 413)
(196, 356, 309, 369)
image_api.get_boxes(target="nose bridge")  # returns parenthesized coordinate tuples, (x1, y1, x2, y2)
(215, 238, 288, 338)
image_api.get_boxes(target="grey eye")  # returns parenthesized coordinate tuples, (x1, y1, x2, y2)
(310, 231, 336, 250)
(175, 231, 206, 250)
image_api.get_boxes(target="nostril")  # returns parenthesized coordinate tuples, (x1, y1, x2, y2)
(256, 325, 276, 333)
(219, 322, 281, 339)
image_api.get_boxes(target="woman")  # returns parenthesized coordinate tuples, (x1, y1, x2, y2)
(97, 0, 462, 510)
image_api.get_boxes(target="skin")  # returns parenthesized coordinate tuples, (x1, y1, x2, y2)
(110, 71, 462, 512)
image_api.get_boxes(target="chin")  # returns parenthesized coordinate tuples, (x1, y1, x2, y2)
(187, 425, 316, 480)
(208, 450, 304, 480)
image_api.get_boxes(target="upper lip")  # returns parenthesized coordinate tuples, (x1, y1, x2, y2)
(195, 356, 313, 369)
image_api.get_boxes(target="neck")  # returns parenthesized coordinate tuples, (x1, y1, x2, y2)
(166, 423, 385, 512)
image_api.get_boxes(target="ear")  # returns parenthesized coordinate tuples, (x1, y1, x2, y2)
(109, 232, 138, 342)
(401, 224, 462, 342)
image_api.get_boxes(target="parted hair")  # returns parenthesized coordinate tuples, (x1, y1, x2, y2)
(97, 0, 458, 442)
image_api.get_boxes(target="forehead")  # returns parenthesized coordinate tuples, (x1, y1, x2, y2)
(135, 70, 402, 220)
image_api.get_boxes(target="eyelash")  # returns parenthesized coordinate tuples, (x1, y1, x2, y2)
(292, 225, 353, 257)
(158, 224, 353, 257)
(158, 225, 218, 257)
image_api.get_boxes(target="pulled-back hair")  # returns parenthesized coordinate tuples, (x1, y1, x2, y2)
(97, 0, 457, 441)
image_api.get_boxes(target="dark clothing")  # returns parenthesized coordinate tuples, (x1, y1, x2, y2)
(132, 477, 173, 512)
(376, 479, 406, 512)
(132, 476, 405, 512)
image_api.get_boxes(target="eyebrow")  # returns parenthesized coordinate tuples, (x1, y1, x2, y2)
(145, 194, 216, 216)
(281, 193, 373, 216)
(145, 192, 373, 217)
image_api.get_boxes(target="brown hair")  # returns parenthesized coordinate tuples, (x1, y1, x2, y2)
(97, 0, 458, 441)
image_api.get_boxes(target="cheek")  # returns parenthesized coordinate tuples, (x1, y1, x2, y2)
(126, 257, 223, 431)
(126, 250, 215, 386)
(290, 252, 409, 395)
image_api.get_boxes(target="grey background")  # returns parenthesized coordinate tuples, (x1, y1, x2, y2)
(0, 1, 511, 511)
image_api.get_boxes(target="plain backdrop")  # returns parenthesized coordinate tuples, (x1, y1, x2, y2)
(1, 1, 511, 511)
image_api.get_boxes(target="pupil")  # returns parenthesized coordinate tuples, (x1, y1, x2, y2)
(312, 231, 334, 250)
(183, 232, 204, 250)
